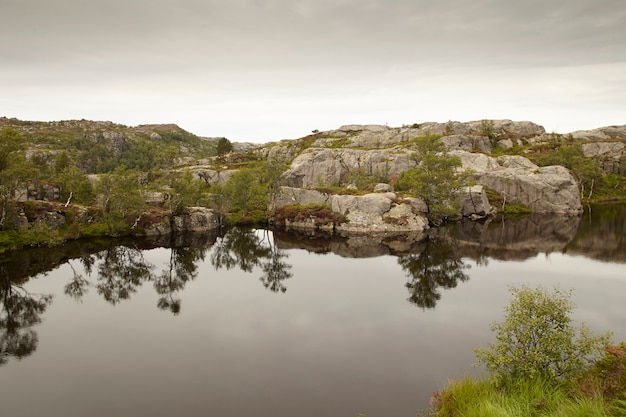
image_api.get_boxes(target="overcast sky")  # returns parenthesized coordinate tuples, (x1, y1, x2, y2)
(2, 0, 625, 142)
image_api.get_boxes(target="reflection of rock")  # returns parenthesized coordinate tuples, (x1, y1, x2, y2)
(565, 204, 626, 263)
(432, 214, 581, 261)
(273, 229, 427, 258)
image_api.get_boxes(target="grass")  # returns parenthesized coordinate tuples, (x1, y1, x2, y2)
(432, 377, 614, 417)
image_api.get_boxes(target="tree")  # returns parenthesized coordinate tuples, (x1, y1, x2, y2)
(215, 137, 233, 157)
(95, 168, 144, 235)
(0, 128, 40, 229)
(56, 165, 94, 206)
(167, 171, 205, 215)
(395, 135, 464, 224)
(474, 285, 612, 382)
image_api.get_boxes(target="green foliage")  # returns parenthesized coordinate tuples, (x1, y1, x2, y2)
(217, 169, 268, 220)
(215, 137, 233, 156)
(0, 128, 42, 230)
(395, 135, 464, 224)
(56, 165, 95, 205)
(95, 168, 144, 236)
(210, 161, 286, 224)
(166, 171, 206, 215)
(475, 285, 612, 383)
(480, 119, 498, 143)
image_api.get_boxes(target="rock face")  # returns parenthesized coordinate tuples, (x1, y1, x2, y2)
(283, 148, 414, 188)
(301, 120, 545, 150)
(272, 186, 429, 235)
(142, 207, 220, 236)
(581, 142, 626, 174)
(458, 185, 492, 219)
(453, 151, 581, 214)
(570, 125, 626, 141)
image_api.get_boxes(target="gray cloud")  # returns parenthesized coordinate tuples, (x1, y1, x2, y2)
(1, 0, 625, 140)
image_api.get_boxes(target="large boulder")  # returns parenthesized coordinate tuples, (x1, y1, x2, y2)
(451, 151, 582, 214)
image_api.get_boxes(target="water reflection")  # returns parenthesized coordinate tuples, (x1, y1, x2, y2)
(1, 204, 624, 368)
(0, 267, 52, 366)
(211, 228, 293, 293)
(154, 247, 205, 314)
(398, 238, 470, 309)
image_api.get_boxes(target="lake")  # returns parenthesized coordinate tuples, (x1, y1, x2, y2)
(1, 205, 625, 417)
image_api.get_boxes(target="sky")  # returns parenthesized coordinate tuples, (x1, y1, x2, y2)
(2, 0, 625, 143)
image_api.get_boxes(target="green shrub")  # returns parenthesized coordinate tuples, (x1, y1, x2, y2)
(475, 285, 612, 383)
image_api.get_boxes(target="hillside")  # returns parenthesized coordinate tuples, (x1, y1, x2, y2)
(0, 116, 625, 251)
(0, 117, 220, 173)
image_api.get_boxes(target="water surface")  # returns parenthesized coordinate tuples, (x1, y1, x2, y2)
(1, 206, 625, 417)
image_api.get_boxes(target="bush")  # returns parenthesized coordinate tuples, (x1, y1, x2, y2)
(475, 285, 612, 383)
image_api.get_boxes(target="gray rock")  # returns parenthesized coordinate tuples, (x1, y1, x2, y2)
(142, 207, 219, 236)
(581, 142, 625, 160)
(271, 187, 332, 210)
(373, 183, 393, 193)
(570, 125, 626, 141)
(271, 187, 429, 234)
(442, 135, 492, 153)
(451, 151, 581, 214)
(477, 165, 581, 214)
(458, 185, 491, 219)
(283, 148, 414, 188)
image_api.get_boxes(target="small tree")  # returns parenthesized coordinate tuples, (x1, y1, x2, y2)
(475, 285, 612, 383)
(395, 135, 464, 224)
(215, 137, 233, 157)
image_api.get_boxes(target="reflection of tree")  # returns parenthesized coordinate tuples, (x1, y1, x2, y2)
(95, 245, 154, 305)
(211, 229, 292, 293)
(0, 267, 52, 366)
(154, 247, 205, 314)
(259, 239, 292, 293)
(64, 256, 95, 300)
(398, 238, 470, 309)
(211, 228, 270, 272)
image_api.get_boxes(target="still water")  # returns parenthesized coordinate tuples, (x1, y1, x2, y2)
(1, 205, 625, 417)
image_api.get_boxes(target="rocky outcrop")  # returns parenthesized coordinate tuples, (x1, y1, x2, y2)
(451, 151, 582, 214)
(580, 142, 625, 174)
(570, 125, 626, 141)
(457, 185, 492, 219)
(191, 168, 237, 185)
(283, 148, 413, 188)
(272, 186, 429, 235)
(141, 207, 220, 236)
(303, 120, 545, 150)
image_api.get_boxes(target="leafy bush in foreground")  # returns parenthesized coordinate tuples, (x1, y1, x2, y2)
(474, 285, 612, 383)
